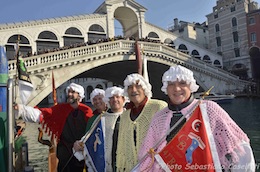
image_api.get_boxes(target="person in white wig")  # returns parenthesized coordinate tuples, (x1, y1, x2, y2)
(14, 83, 93, 172)
(138, 65, 255, 172)
(73, 86, 128, 171)
(116, 73, 168, 171)
(90, 88, 107, 116)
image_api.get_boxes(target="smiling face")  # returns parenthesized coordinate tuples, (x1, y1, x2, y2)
(67, 88, 80, 104)
(109, 95, 125, 113)
(166, 80, 191, 105)
(127, 82, 146, 107)
(92, 94, 106, 112)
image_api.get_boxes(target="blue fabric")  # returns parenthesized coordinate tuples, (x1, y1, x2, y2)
(85, 120, 105, 172)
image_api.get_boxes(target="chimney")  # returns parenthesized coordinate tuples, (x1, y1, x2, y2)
(174, 18, 179, 29)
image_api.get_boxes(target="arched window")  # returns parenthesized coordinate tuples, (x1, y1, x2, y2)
(148, 32, 159, 39)
(88, 24, 106, 43)
(37, 31, 59, 54)
(214, 60, 221, 68)
(6, 34, 32, 60)
(89, 24, 105, 32)
(203, 55, 212, 64)
(164, 38, 174, 48)
(38, 31, 58, 40)
(178, 44, 189, 54)
(64, 27, 84, 46)
(191, 50, 200, 59)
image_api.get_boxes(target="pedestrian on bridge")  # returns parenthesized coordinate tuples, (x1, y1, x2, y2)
(15, 83, 93, 172)
(137, 65, 255, 172)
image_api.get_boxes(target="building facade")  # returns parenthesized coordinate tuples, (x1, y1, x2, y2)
(207, 0, 259, 79)
(247, 8, 260, 81)
(168, 18, 209, 49)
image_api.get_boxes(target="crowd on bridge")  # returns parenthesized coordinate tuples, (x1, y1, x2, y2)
(19, 35, 167, 59)
(14, 65, 256, 172)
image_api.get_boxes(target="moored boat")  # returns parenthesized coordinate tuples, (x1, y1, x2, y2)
(194, 92, 235, 104)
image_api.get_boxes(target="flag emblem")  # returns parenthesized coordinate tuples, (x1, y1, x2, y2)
(155, 105, 221, 171)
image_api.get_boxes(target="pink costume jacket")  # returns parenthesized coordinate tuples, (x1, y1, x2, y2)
(138, 99, 255, 172)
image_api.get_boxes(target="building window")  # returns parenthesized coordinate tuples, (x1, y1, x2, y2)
(250, 32, 257, 42)
(179, 28, 184, 32)
(214, 13, 218, 19)
(232, 17, 237, 27)
(215, 24, 220, 32)
(249, 17, 255, 25)
(234, 48, 240, 57)
(230, 6, 236, 12)
(233, 32, 239, 42)
(216, 37, 221, 47)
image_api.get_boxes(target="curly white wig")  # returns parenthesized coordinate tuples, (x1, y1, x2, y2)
(123, 73, 152, 99)
(66, 83, 85, 102)
(90, 88, 105, 105)
(161, 65, 199, 94)
(103, 86, 129, 108)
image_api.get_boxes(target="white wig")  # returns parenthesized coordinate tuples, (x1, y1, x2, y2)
(90, 88, 105, 105)
(103, 86, 129, 108)
(123, 73, 152, 99)
(66, 83, 85, 102)
(161, 65, 199, 94)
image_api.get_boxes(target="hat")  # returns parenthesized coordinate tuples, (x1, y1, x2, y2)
(103, 86, 129, 108)
(161, 65, 199, 94)
(66, 83, 85, 102)
(123, 73, 152, 99)
(90, 88, 105, 105)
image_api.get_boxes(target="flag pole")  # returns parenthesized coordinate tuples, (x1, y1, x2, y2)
(14, 36, 21, 104)
(131, 87, 214, 171)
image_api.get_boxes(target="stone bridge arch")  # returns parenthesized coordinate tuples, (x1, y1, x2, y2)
(8, 40, 249, 106)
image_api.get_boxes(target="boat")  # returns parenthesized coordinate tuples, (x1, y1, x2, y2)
(194, 92, 235, 104)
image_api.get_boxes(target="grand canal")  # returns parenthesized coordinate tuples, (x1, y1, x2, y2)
(23, 97, 260, 171)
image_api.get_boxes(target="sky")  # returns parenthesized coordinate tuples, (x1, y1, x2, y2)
(0, 0, 260, 30)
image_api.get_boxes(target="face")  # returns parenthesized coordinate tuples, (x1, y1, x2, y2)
(67, 88, 80, 104)
(166, 80, 191, 105)
(109, 95, 125, 113)
(127, 82, 146, 107)
(92, 94, 106, 112)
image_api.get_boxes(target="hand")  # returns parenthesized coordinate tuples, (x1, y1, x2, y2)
(73, 140, 84, 152)
(13, 103, 19, 110)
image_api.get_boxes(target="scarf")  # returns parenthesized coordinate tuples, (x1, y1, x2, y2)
(39, 103, 92, 142)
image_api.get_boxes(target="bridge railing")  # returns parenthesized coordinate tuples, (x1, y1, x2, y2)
(140, 41, 244, 83)
(8, 39, 251, 87)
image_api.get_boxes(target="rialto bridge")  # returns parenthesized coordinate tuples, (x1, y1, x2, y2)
(1, 0, 253, 106)
(7, 40, 251, 106)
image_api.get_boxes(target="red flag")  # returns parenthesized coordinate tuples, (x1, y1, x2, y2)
(156, 106, 219, 172)
(52, 71, 57, 105)
(135, 41, 142, 75)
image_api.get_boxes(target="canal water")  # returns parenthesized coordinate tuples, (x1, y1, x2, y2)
(23, 97, 260, 172)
